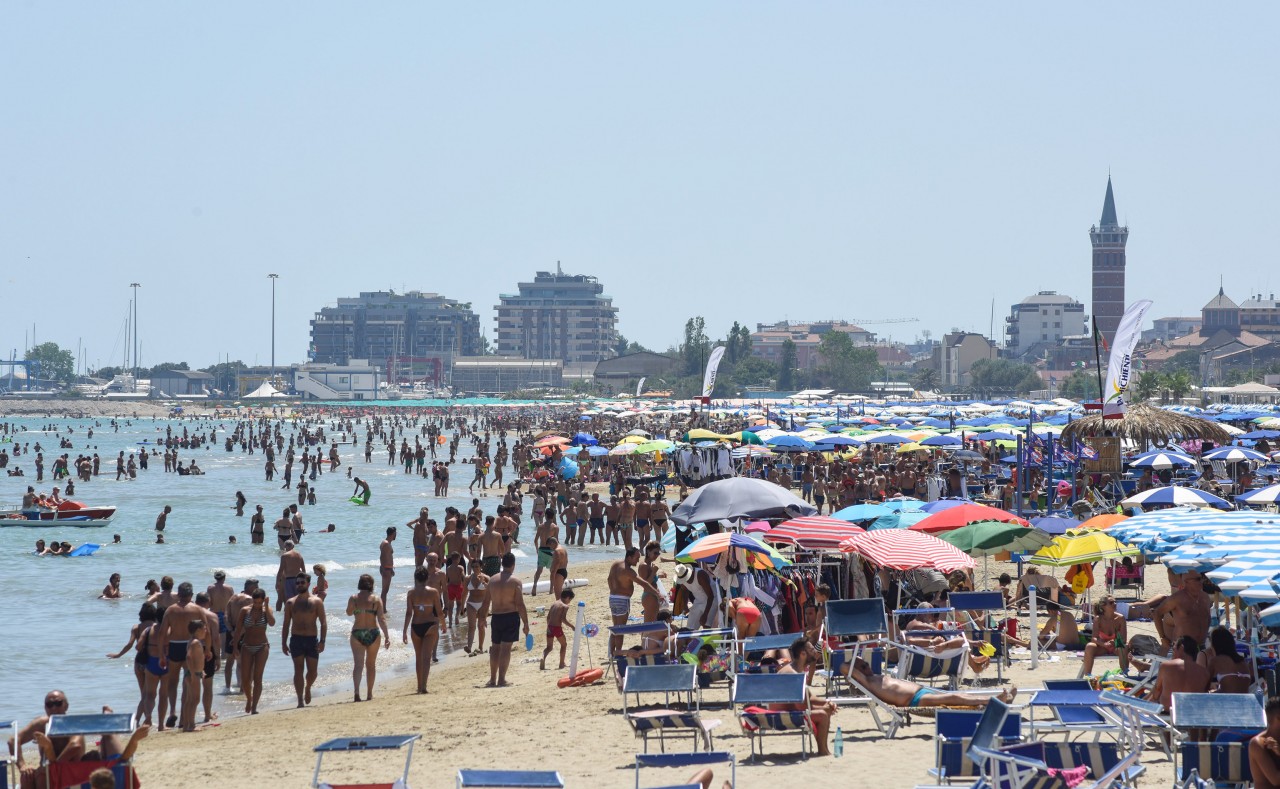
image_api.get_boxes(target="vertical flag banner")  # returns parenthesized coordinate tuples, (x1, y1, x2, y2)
(1102, 299, 1153, 418)
(701, 346, 726, 402)
(635, 377, 646, 397)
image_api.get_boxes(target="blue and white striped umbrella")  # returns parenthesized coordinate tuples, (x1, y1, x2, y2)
(1236, 483, 1280, 505)
(1128, 450, 1197, 470)
(1203, 446, 1270, 463)
(1109, 507, 1279, 547)
(1119, 486, 1233, 510)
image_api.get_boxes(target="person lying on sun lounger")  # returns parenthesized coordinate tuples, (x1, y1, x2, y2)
(846, 656, 1016, 708)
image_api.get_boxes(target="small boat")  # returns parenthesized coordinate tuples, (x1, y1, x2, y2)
(0, 502, 117, 523)
(2, 517, 113, 528)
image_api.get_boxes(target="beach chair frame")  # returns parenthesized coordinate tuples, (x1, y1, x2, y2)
(730, 673, 813, 760)
(313, 734, 420, 789)
(41, 714, 138, 789)
(455, 769, 565, 788)
(621, 664, 699, 717)
(820, 597, 889, 699)
(950, 591, 1010, 683)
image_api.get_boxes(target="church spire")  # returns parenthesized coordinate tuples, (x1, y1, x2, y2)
(1100, 175, 1119, 227)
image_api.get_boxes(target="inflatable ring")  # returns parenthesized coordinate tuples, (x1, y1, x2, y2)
(556, 667, 603, 688)
(581, 623, 599, 638)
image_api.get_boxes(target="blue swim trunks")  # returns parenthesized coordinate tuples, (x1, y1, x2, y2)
(909, 687, 942, 707)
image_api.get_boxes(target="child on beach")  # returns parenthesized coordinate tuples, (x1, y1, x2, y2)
(313, 564, 328, 601)
(541, 589, 574, 670)
(181, 620, 207, 732)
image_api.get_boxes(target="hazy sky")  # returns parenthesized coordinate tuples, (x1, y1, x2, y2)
(3, 4, 1278, 371)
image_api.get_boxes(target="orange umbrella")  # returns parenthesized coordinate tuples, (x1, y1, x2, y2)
(533, 435, 571, 449)
(1077, 513, 1128, 530)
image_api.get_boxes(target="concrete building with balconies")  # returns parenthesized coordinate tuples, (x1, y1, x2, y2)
(493, 265, 618, 364)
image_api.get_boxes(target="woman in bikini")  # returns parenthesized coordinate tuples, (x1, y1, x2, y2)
(1082, 595, 1128, 675)
(347, 573, 390, 702)
(402, 566, 445, 693)
(637, 542, 667, 623)
(464, 560, 490, 656)
(106, 602, 158, 725)
(234, 587, 275, 714)
(181, 619, 207, 733)
(1200, 626, 1253, 693)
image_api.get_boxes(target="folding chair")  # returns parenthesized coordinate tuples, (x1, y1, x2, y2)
(895, 645, 967, 691)
(929, 709, 1022, 783)
(42, 714, 139, 789)
(634, 750, 735, 789)
(312, 734, 421, 789)
(622, 664, 699, 716)
(1041, 679, 1106, 729)
(615, 653, 673, 690)
(627, 710, 722, 753)
(456, 770, 565, 788)
(1170, 692, 1265, 786)
(609, 621, 674, 677)
(739, 632, 804, 674)
(679, 627, 737, 693)
(950, 591, 1010, 683)
(821, 597, 889, 698)
(730, 672, 812, 759)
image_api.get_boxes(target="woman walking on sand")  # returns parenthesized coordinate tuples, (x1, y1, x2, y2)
(234, 588, 275, 714)
(347, 573, 390, 701)
(403, 566, 445, 693)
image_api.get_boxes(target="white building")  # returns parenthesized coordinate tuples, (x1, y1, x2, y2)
(293, 359, 382, 401)
(1005, 292, 1086, 357)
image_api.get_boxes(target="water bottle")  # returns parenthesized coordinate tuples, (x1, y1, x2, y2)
(833, 726, 844, 758)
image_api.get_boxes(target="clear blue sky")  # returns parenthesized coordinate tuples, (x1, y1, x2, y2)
(3, 3, 1277, 371)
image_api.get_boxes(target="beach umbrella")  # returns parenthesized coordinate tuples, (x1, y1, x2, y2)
(1240, 430, 1280, 440)
(882, 498, 927, 512)
(921, 435, 962, 447)
(586, 445, 611, 457)
(917, 499, 969, 513)
(619, 435, 649, 445)
(671, 477, 816, 526)
(838, 530, 976, 572)
(743, 520, 772, 534)
(938, 521, 1053, 556)
(1030, 515, 1083, 536)
(1120, 486, 1233, 510)
(609, 443, 639, 456)
(865, 434, 912, 445)
(1077, 513, 1128, 531)
(909, 503, 1029, 533)
(1237, 483, 1280, 505)
(677, 532, 791, 569)
(1203, 447, 1270, 463)
(812, 435, 861, 448)
(764, 516, 867, 550)
(731, 446, 774, 459)
(1128, 451, 1197, 470)
(951, 450, 985, 462)
(625, 429, 651, 438)
(685, 428, 732, 442)
(533, 435, 571, 448)
(868, 510, 930, 530)
(571, 432, 599, 446)
(634, 440, 675, 454)
(831, 503, 894, 522)
(765, 435, 817, 452)
(1029, 531, 1140, 567)
(974, 431, 1018, 442)
(729, 430, 763, 445)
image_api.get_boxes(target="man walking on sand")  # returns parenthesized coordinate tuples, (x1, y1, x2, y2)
(281, 572, 327, 708)
(487, 553, 529, 687)
(379, 527, 397, 611)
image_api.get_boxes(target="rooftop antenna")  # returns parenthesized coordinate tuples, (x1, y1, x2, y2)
(557, 260, 562, 276)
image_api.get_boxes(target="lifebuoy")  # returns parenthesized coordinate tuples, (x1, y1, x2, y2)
(556, 667, 603, 688)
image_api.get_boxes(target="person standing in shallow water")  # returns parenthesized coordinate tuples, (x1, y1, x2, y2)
(347, 573, 390, 702)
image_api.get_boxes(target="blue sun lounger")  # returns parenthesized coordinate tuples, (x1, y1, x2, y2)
(821, 597, 888, 698)
(42, 714, 137, 789)
(731, 672, 811, 759)
(456, 770, 565, 788)
(312, 734, 420, 789)
(634, 750, 735, 789)
(623, 663, 699, 715)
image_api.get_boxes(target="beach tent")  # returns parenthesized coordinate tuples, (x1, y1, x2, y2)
(244, 381, 288, 399)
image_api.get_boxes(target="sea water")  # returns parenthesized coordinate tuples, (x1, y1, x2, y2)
(0, 415, 620, 726)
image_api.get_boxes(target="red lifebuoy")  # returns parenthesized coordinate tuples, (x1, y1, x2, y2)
(556, 667, 603, 688)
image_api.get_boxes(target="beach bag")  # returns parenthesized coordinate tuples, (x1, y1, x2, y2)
(1128, 634, 1161, 657)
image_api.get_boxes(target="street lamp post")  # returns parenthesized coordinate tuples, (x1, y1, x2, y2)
(268, 274, 279, 382)
(130, 283, 140, 392)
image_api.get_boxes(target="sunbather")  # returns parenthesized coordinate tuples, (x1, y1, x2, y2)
(847, 656, 1015, 709)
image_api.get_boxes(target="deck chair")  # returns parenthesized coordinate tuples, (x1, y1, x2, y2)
(634, 750, 735, 789)
(456, 770, 565, 788)
(312, 735, 420, 789)
(627, 710, 722, 753)
(730, 672, 812, 759)
(42, 714, 140, 789)
(679, 627, 737, 693)
(622, 663, 699, 715)
(821, 597, 889, 698)
(615, 653, 673, 689)
(739, 632, 803, 674)
(1041, 679, 1106, 729)
(1178, 741, 1251, 788)
(930, 709, 1022, 783)
(950, 591, 1010, 683)
(609, 621, 674, 676)
(1038, 742, 1146, 785)
(895, 643, 967, 690)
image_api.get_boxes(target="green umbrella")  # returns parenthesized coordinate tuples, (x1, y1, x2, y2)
(730, 430, 763, 445)
(936, 521, 1053, 557)
(634, 439, 676, 454)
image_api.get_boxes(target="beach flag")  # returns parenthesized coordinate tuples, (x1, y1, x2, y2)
(1102, 300, 1153, 418)
(636, 377, 646, 397)
(700, 346, 726, 404)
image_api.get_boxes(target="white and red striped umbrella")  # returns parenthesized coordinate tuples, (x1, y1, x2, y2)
(838, 529, 976, 572)
(763, 516, 866, 550)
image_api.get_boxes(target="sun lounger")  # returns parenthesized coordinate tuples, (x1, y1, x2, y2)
(730, 673, 812, 759)
(313, 735, 421, 789)
(633, 751, 735, 789)
(1178, 741, 1251, 788)
(895, 643, 967, 690)
(627, 710, 722, 753)
(622, 664, 699, 716)
(456, 770, 565, 788)
(615, 654, 672, 687)
(930, 709, 1022, 783)
(43, 714, 139, 789)
(821, 597, 889, 698)
(950, 591, 1011, 683)
(1170, 692, 1265, 787)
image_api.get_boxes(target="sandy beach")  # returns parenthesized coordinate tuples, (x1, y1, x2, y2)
(123, 556, 1181, 789)
(0, 400, 176, 418)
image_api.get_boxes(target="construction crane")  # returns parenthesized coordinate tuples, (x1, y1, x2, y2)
(848, 317, 920, 325)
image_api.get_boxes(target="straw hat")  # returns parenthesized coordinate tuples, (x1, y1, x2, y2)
(674, 563, 694, 584)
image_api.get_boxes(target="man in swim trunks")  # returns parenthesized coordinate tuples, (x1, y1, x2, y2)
(281, 572, 327, 708)
(847, 656, 1016, 709)
(487, 553, 529, 688)
(548, 537, 570, 600)
(587, 493, 606, 545)
(480, 517, 506, 577)
(540, 589, 575, 670)
(530, 510, 559, 597)
(10, 692, 150, 786)
(194, 591, 222, 724)
(408, 507, 431, 568)
(156, 582, 204, 731)
(771, 638, 837, 756)
(379, 527, 397, 610)
(276, 540, 306, 611)
(618, 492, 636, 551)
(352, 476, 371, 505)
(607, 548, 659, 654)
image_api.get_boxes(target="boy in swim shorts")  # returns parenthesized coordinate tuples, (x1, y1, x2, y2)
(540, 589, 574, 670)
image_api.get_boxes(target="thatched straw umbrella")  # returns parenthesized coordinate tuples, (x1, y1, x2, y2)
(1060, 403, 1232, 448)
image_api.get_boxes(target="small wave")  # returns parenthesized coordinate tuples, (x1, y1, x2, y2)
(218, 563, 283, 579)
(346, 556, 417, 568)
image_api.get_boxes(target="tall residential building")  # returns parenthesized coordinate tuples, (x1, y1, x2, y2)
(1090, 176, 1129, 347)
(309, 291, 481, 384)
(750, 321, 877, 369)
(494, 267, 618, 364)
(1004, 292, 1086, 357)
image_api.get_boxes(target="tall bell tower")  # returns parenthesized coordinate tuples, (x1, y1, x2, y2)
(1090, 176, 1128, 347)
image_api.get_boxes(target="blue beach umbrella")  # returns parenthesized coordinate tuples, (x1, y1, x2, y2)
(1129, 451, 1197, 470)
(571, 432, 599, 446)
(921, 435, 962, 447)
(1120, 486, 1232, 510)
(1203, 447, 1269, 463)
(1030, 515, 1082, 536)
(865, 434, 911, 445)
(832, 503, 894, 522)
